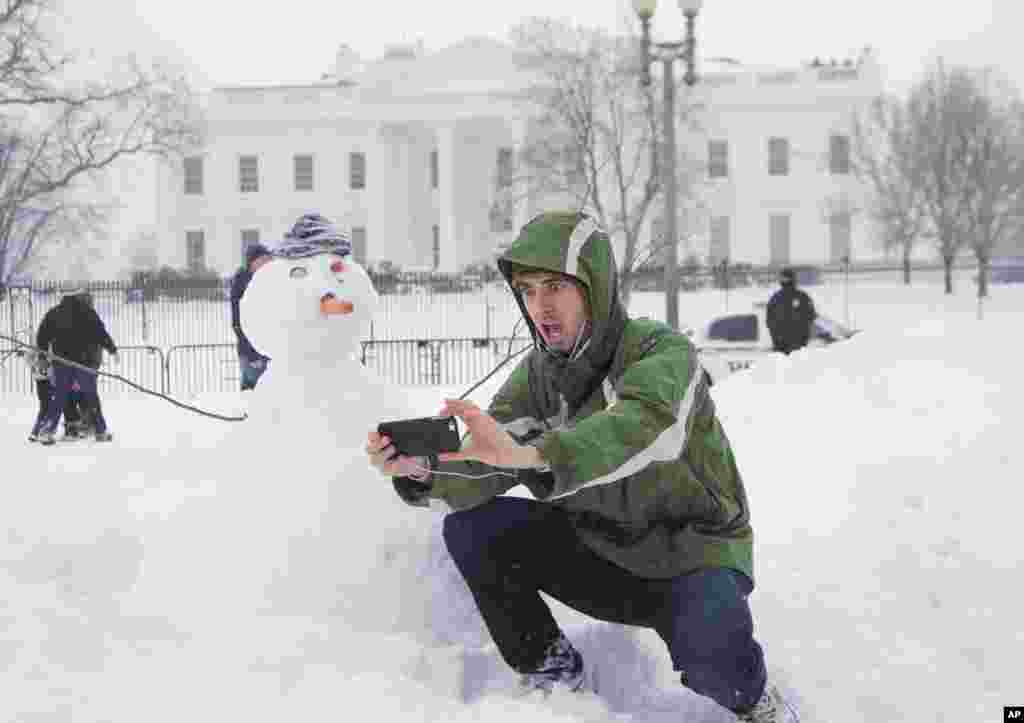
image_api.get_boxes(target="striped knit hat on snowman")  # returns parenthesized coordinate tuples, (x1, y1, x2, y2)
(275, 213, 352, 259)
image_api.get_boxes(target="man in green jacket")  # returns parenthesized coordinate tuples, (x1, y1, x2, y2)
(366, 211, 795, 723)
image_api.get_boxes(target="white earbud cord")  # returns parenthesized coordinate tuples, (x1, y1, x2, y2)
(409, 461, 518, 481)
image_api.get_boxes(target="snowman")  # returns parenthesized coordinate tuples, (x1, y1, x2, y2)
(226, 213, 445, 624)
(116, 216, 485, 702)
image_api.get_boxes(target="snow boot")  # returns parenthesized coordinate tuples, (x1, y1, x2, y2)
(95, 431, 113, 442)
(518, 634, 586, 696)
(38, 432, 55, 446)
(735, 683, 799, 723)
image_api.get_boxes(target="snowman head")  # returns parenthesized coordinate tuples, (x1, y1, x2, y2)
(242, 253, 379, 364)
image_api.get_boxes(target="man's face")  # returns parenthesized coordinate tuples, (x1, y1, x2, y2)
(511, 271, 590, 353)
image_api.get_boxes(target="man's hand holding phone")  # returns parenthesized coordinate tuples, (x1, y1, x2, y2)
(438, 399, 543, 469)
(366, 431, 429, 480)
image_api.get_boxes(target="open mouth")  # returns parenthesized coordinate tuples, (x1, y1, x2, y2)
(539, 321, 563, 342)
(320, 293, 354, 315)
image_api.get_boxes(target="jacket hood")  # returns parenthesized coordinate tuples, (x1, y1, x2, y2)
(497, 211, 627, 412)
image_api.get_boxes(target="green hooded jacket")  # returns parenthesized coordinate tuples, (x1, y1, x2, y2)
(394, 211, 753, 582)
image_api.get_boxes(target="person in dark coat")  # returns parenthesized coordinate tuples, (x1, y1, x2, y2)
(765, 268, 817, 355)
(35, 288, 118, 444)
(62, 292, 105, 438)
(230, 244, 272, 391)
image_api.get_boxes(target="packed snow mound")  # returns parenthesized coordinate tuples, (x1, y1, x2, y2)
(712, 313, 1022, 723)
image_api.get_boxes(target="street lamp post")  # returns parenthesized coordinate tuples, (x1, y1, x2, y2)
(633, 0, 701, 332)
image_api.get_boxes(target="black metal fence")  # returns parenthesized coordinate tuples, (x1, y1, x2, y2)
(0, 336, 534, 399)
(0, 260, 987, 400)
(0, 276, 524, 350)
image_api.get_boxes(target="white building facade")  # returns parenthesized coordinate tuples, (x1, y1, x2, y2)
(152, 39, 885, 276)
(683, 53, 884, 268)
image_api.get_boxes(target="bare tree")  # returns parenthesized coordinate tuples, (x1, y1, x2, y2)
(907, 61, 987, 294)
(0, 0, 202, 287)
(507, 17, 695, 306)
(851, 95, 929, 284)
(958, 81, 1024, 299)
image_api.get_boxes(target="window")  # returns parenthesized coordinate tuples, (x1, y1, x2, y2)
(351, 226, 367, 264)
(768, 137, 789, 176)
(430, 149, 438, 189)
(708, 140, 729, 179)
(489, 201, 515, 233)
(184, 156, 203, 195)
(709, 216, 731, 264)
(829, 134, 851, 174)
(239, 155, 259, 193)
(350, 152, 366, 189)
(241, 229, 260, 262)
(707, 314, 759, 343)
(829, 212, 852, 264)
(294, 154, 314, 191)
(496, 147, 514, 189)
(186, 230, 205, 272)
(432, 224, 440, 270)
(769, 214, 791, 266)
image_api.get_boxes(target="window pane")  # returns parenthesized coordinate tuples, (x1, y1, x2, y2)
(769, 214, 790, 265)
(351, 226, 367, 264)
(768, 137, 789, 176)
(239, 155, 259, 193)
(184, 156, 203, 195)
(186, 230, 205, 271)
(350, 152, 366, 189)
(496, 147, 514, 188)
(829, 212, 852, 263)
(709, 216, 731, 264)
(830, 134, 850, 174)
(241, 229, 260, 263)
(294, 154, 314, 191)
(708, 140, 728, 179)
(432, 224, 440, 270)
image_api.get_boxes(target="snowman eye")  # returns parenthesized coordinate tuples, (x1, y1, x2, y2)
(289, 266, 308, 279)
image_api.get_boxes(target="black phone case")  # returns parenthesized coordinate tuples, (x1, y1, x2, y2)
(378, 416, 461, 458)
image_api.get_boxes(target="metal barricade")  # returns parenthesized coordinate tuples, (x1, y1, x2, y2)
(3, 337, 538, 401)
(165, 343, 239, 398)
(360, 336, 532, 387)
(99, 345, 166, 396)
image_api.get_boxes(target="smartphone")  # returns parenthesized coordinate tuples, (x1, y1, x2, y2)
(377, 416, 461, 458)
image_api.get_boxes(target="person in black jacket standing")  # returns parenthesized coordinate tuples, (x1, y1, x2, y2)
(230, 244, 272, 391)
(35, 288, 118, 444)
(765, 268, 817, 355)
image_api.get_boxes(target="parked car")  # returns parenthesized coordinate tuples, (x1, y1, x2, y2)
(687, 302, 858, 383)
(989, 256, 1024, 284)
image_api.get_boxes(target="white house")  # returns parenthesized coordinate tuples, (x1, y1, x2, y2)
(147, 38, 886, 276)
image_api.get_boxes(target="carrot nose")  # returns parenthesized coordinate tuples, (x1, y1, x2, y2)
(320, 294, 354, 315)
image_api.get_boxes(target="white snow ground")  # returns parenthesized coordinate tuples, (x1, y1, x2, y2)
(1, 282, 1020, 723)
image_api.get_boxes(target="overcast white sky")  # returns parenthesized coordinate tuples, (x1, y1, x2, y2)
(56, 0, 1015, 94)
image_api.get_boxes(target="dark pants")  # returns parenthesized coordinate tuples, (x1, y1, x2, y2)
(442, 497, 766, 713)
(42, 364, 108, 436)
(31, 379, 52, 436)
